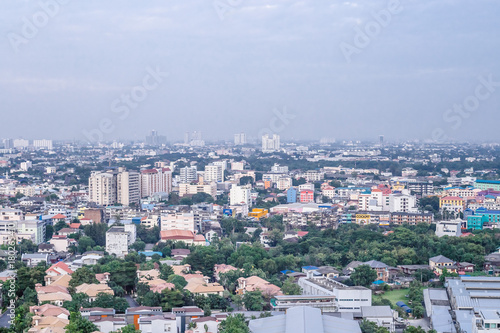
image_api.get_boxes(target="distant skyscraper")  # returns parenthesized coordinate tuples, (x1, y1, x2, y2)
(262, 134, 280, 152)
(146, 130, 167, 146)
(33, 139, 53, 150)
(379, 135, 384, 146)
(184, 132, 190, 145)
(234, 133, 247, 145)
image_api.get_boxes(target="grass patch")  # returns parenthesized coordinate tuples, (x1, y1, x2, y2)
(374, 288, 409, 307)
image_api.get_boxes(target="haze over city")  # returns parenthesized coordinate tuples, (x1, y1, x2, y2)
(2, 1, 500, 142)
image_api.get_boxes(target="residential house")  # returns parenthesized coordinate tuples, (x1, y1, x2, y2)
(35, 284, 72, 306)
(46, 261, 73, 277)
(75, 283, 114, 302)
(237, 276, 283, 296)
(29, 304, 70, 319)
(213, 264, 239, 282)
(21, 253, 49, 267)
(184, 278, 224, 296)
(138, 314, 177, 333)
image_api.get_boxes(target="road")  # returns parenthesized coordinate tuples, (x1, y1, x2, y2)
(0, 310, 12, 328)
(125, 294, 139, 308)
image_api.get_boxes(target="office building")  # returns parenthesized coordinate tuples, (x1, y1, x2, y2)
(145, 130, 167, 146)
(179, 166, 197, 183)
(234, 133, 246, 145)
(140, 168, 172, 197)
(230, 185, 252, 207)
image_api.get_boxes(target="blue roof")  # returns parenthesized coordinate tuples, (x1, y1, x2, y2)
(302, 266, 319, 270)
(138, 251, 162, 257)
(476, 180, 500, 184)
(280, 270, 295, 274)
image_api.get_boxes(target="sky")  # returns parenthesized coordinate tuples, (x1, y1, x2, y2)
(1, 0, 499, 143)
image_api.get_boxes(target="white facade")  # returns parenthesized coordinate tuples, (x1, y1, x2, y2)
(105, 224, 136, 258)
(117, 169, 140, 206)
(179, 166, 197, 183)
(388, 194, 417, 213)
(160, 212, 195, 232)
(230, 185, 252, 207)
(89, 171, 117, 206)
(178, 182, 217, 198)
(234, 133, 247, 145)
(20, 161, 32, 171)
(204, 164, 223, 183)
(33, 139, 53, 150)
(277, 177, 293, 190)
(436, 220, 463, 237)
(262, 134, 280, 152)
(140, 168, 172, 197)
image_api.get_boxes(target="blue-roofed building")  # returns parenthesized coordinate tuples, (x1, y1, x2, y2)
(287, 187, 297, 203)
(466, 207, 500, 230)
(475, 179, 500, 191)
(302, 266, 319, 273)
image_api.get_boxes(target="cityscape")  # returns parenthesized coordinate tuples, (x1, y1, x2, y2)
(0, 134, 499, 333)
(2, 1, 500, 333)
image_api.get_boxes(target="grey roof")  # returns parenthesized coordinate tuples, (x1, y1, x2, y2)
(360, 306, 392, 318)
(429, 255, 453, 263)
(248, 306, 361, 333)
(454, 310, 474, 333)
(363, 260, 388, 269)
(430, 306, 456, 333)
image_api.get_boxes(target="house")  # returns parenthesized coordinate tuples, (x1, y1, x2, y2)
(191, 316, 219, 333)
(363, 260, 390, 282)
(429, 255, 454, 275)
(143, 279, 175, 293)
(484, 251, 500, 275)
(29, 304, 70, 319)
(90, 317, 128, 333)
(184, 278, 224, 296)
(21, 253, 49, 267)
(138, 313, 177, 333)
(95, 272, 111, 284)
(35, 284, 72, 306)
(160, 229, 206, 246)
(44, 274, 71, 287)
(213, 264, 239, 281)
(49, 235, 75, 252)
(57, 228, 80, 236)
(171, 248, 191, 259)
(75, 283, 114, 302)
(315, 266, 340, 279)
(237, 276, 283, 296)
(46, 261, 73, 277)
(37, 243, 55, 254)
(125, 306, 163, 330)
(29, 316, 69, 333)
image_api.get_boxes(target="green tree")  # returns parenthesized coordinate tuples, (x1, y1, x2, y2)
(69, 267, 99, 288)
(77, 236, 96, 254)
(360, 319, 390, 333)
(159, 264, 174, 280)
(242, 290, 264, 311)
(219, 314, 249, 333)
(131, 240, 146, 252)
(168, 275, 188, 290)
(184, 246, 221, 276)
(55, 220, 69, 233)
(112, 324, 141, 333)
(282, 277, 302, 295)
(65, 312, 98, 333)
(83, 223, 107, 246)
(45, 224, 54, 241)
(351, 265, 377, 288)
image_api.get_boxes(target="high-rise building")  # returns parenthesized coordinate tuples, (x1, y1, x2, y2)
(262, 134, 280, 152)
(89, 168, 140, 206)
(117, 169, 141, 206)
(230, 184, 252, 207)
(180, 166, 197, 183)
(379, 135, 384, 146)
(204, 164, 223, 183)
(146, 130, 167, 146)
(13, 139, 29, 149)
(33, 139, 53, 150)
(89, 171, 117, 206)
(234, 133, 246, 145)
(140, 168, 172, 197)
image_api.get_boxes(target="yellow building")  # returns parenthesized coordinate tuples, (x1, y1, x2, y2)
(249, 209, 269, 220)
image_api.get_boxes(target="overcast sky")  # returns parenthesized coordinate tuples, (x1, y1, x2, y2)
(1, 0, 499, 143)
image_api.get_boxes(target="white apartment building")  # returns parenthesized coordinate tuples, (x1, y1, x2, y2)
(33, 139, 53, 150)
(46, 166, 57, 174)
(140, 168, 172, 197)
(298, 277, 372, 312)
(263, 173, 286, 183)
(105, 224, 136, 258)
(0, 208, 24, 221)
(89, 171, 117, 206)
(13, 139, 29, 148)
(298, 183, 315, 192)
(388, 193, 417, 213)
(234, 133, 247, 145)
(17, 220, 45, 245)
(435, 220, 463, 237)
(231, 161, 245, 171)
(20, 161, 32, 171)
(178, 182, 217, 198)
(271, 164, 289, 173)
(277, 177, 293, 190)
(204, 164, 223, 183)
(160, 212, 195, 232)
(117, 169, 140, 206)
(179, 166, 197, 183)
(230, 184, 252, 207)
(262, 134, 280, 152)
